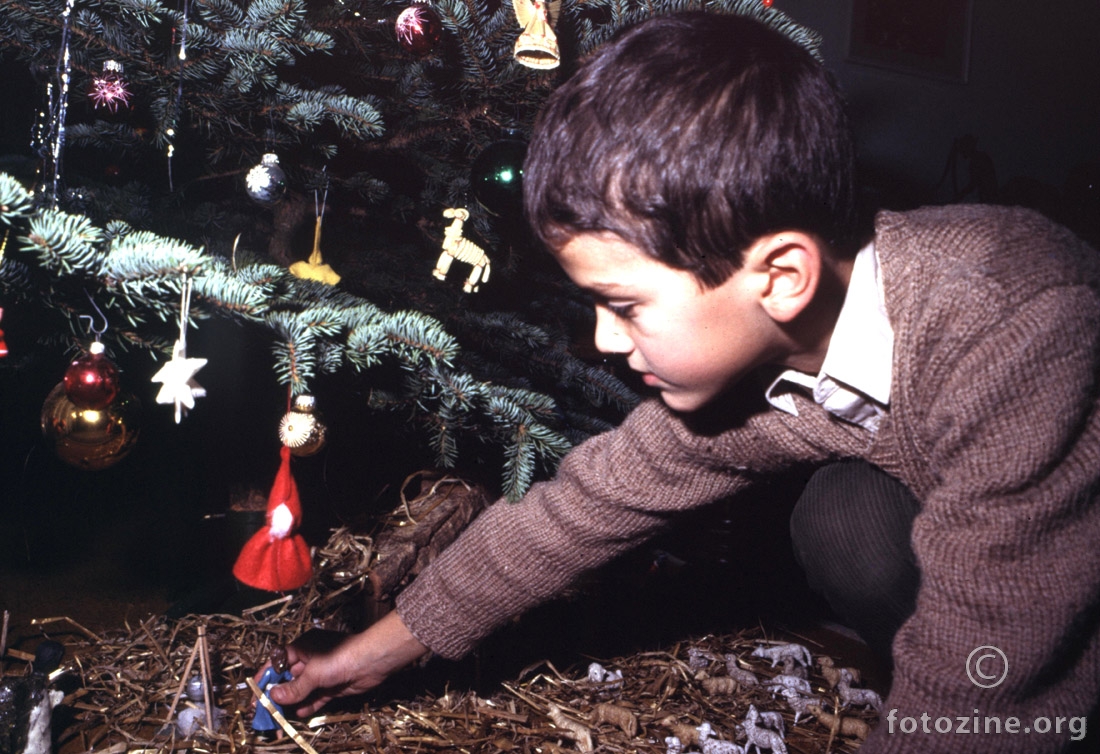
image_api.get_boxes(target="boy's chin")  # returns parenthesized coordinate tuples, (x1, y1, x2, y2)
(658, 390, 714, 414)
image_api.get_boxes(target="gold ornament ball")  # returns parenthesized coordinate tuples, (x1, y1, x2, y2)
(41, 382, 142, 470)
(279, 395, 327, 457)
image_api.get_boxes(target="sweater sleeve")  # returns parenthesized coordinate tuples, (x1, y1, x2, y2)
(395, 396, 811, 659)
(862, 280, 1100, 753)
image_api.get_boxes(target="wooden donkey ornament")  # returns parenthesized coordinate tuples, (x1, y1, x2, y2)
(434, 208, 491, 293)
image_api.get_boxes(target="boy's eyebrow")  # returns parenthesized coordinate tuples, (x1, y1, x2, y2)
(584, 281, 631, 296)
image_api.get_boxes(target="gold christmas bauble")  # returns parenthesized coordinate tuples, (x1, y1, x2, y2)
(41, 381, 142, 470)
(279, 394, 327, 457)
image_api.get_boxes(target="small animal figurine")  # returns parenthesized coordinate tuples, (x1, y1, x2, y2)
(816, 656, 860, 689)
(751, 643, 812, 669)
(739, 705, 788, 754)
(434, 208, 491, 293)
(696, 722, 747, 754)
(586, 661, 624, 689)
(806, 704, 871, 741)
(688, 647, 714, 669)
(756, 709, 786, 739)
(723, 654, 760, 687)
(590, 702, 637, 737)
(836, 670, 883, 712)
(778, 687, 823, 724)
(764, 674, 813, 696)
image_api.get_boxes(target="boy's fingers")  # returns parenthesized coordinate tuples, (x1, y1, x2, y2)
(268, 677, 311, 705)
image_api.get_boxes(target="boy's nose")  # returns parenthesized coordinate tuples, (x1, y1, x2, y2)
(593, 307, 633, 355)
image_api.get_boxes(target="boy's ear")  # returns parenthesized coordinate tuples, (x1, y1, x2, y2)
(746, 231, 823, 323)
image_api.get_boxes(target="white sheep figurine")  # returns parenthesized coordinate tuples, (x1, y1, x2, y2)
(723, 654, 760, 687)
(764, 674, 813, 697)
(836, 670, 883, 712)
(778, 686, 823, 724)
(751, 643, 812, 669)
(434, 207, 491, 292)
(696, 722, 747, 754)
(739, 705, 788, 754)
(586, 661, 624, 690)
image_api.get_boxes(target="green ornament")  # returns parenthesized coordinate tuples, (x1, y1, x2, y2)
(471, 134, 527, 217)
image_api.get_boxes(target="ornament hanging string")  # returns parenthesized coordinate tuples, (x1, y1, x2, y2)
(313, 169, 329, 258)
(177, 273, 193, 353)
(315, 168, 329, 225)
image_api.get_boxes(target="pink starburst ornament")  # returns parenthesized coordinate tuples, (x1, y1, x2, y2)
(89, 60, 132, 113)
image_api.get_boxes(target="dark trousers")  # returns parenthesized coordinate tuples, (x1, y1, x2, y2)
(789, 461, 922, 666)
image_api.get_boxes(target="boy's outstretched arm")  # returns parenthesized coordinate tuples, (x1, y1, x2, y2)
(264, 611, 429, 717)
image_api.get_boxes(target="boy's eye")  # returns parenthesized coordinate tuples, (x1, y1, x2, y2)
(605, 302, 635, 318)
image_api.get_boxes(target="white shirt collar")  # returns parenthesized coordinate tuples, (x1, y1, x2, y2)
(764, 242, 894, 431)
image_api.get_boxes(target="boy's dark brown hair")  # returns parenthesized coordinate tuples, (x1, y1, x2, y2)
(524, 11, 864, 288)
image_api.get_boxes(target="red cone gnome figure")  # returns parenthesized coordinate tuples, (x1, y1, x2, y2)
(232, 445, 312, 591)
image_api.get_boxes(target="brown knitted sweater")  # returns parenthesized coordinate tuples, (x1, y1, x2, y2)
(397, 205, 1100, 753)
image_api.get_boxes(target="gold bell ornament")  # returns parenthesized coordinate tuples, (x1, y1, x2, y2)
(512, 0, 561, 70)
(278, 394, 328, 457)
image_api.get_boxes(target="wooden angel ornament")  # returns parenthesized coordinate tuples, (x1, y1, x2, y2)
(513, 0, 561, 69)
(433, 208, 491, 293)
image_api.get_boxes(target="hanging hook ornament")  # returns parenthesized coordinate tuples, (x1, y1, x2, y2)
(80, 289, 110, 340)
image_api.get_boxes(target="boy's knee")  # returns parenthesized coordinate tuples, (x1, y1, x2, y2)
(790, 461, 921, 597)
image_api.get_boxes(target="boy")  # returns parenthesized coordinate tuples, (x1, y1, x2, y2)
(265, 12, 1100, 752)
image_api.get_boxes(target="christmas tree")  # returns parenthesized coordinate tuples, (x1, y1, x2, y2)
(0, 0, 821, 514)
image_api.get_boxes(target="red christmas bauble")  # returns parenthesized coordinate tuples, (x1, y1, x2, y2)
(395, 3, 442, 57)
(63, 341, 120, 409)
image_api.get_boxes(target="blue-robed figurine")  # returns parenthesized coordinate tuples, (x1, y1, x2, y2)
(253, 646, 292, 738)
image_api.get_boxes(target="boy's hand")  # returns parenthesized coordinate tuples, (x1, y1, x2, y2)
(257, 611, 429, 718)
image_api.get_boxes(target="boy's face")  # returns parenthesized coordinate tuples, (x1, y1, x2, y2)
(556, 233, 775, 413)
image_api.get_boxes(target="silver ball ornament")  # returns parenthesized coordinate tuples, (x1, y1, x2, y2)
(245, 153, 287, 205)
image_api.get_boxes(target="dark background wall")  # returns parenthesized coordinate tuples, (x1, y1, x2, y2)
(783, 0, 1099, 215)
